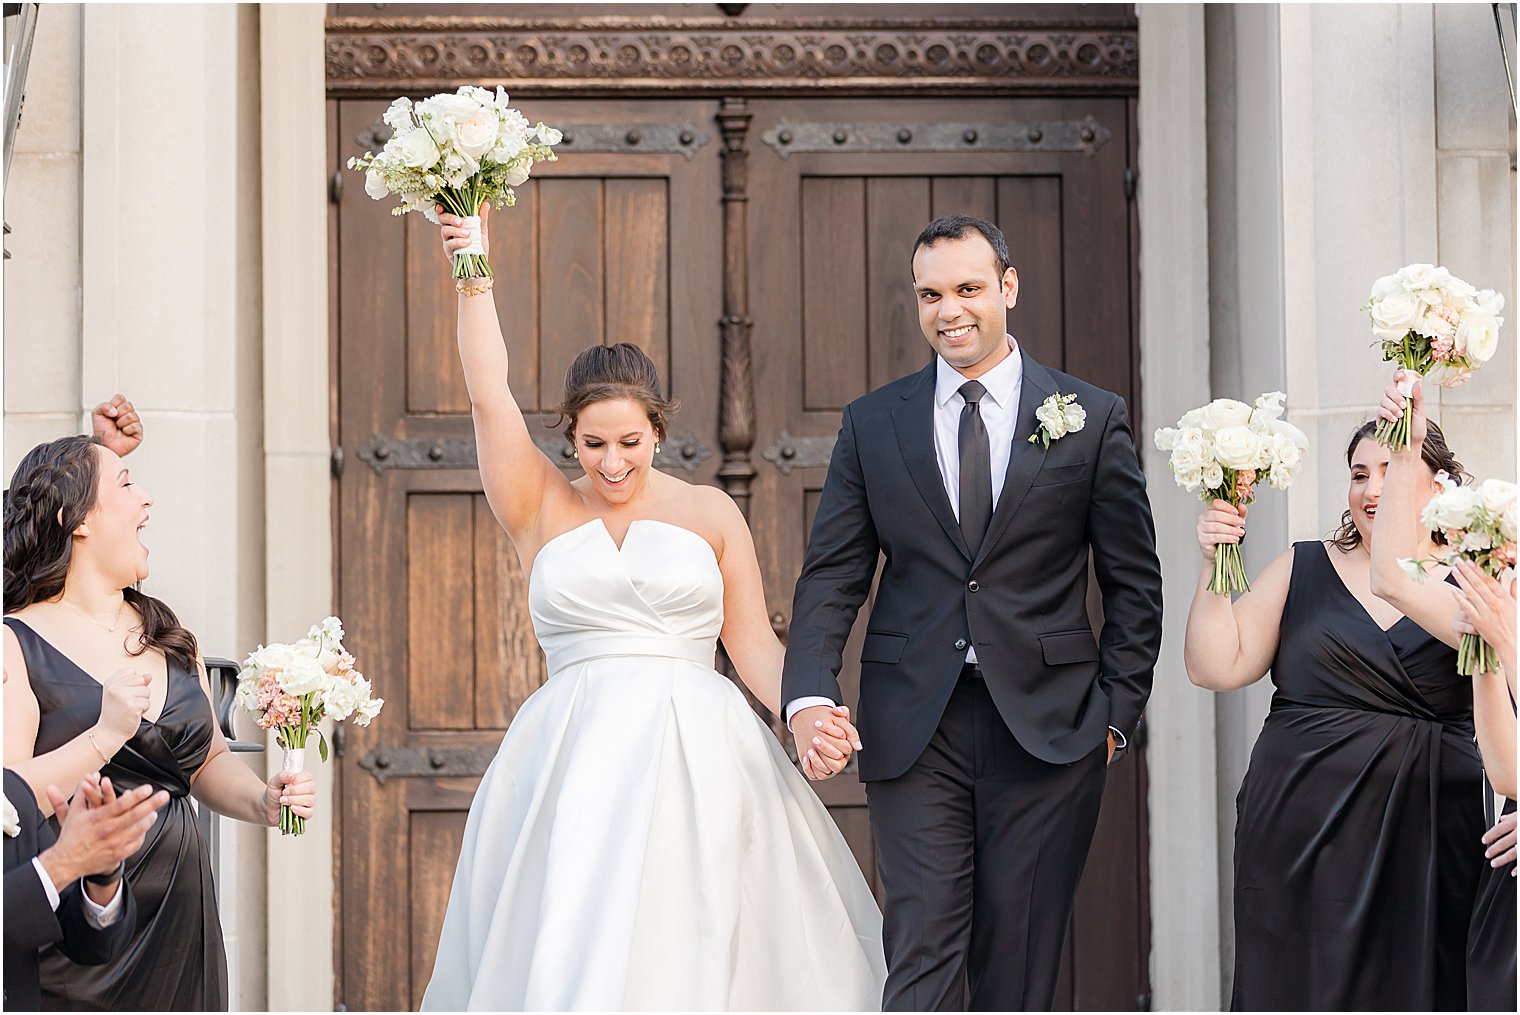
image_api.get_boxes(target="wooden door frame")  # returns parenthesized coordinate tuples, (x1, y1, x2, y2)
(325, 8, 1143, 1009)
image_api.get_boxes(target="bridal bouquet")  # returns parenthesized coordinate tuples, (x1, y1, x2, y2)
(1155, 392, 1310, 595)
(1400, 475, 1517, 675)
(1364, 264, 1504, 450)
(235, 617, 383, 835)
(347, 86, 562, 278)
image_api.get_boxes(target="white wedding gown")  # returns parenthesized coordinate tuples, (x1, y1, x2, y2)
(420, 518, 886, 1011)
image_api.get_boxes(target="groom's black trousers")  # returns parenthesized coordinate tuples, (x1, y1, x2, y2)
(866, 670, 1108, 1011)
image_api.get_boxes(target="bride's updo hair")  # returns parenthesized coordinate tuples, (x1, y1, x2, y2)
(555, 343, 677, 443)
(5, 435, 199, 669)
(1329, 417, 1468, 551)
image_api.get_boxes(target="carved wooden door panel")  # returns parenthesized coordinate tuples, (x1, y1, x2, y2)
(332, 96, 723, 1012)
(743, 94, 1147, 1011)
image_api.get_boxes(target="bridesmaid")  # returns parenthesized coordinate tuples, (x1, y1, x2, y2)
(1372, 372, 1518, 1010)
(1184, 411, 1485, 1009)
(3, 435, 318, 1010)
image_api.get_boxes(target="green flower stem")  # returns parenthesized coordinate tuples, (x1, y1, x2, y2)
(436, 184, 493, 280)
(1458, 632, 1498, 677)
(1208, 542, 1251, 596)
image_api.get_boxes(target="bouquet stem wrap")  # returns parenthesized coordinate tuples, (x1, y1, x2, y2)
(1373, 354, 1419, 452)
(280, 746, 306, 837)
(1210, 541, 1250, 596)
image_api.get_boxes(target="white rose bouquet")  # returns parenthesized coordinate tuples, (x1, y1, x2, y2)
(1155, 391, 1310, 595)
(235, 616, 383, 835)
(1363, 264, 1505, 450)
(346, 86, 561, 279)
(1399, 475, 1517, 675)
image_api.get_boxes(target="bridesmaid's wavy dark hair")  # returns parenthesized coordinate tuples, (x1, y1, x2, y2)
(4, 435, 198, 669)
(1329, 419, 1468, 551)
(554, 343, 678, 445)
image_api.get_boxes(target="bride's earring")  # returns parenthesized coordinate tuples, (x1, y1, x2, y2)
(655, 442, 662, 454)
(571, 448, 579, 459)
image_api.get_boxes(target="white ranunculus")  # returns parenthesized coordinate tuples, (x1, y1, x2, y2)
(1201, 461, 1225, 491)
(1422, 483, 1481, 531)
(275, 654, 330, 696)
(1173, 463, 1204, 492)
(1371, 291, 1423, 334)
(504, 164, 531, 187)
(1456, 314, 1500, 363)
(1035, 399, 1072, 440)
(454, 112, 498, 159)
(364, 170, 389, 200)
(1169, 440, 1207, 478)
(1213, 426, 1265, 470)
(246, 642, 296, 674)
(1252, 391, 1287, 423)
(1177, 406, 1209, 430)
(1154, 427, 1180, 452)
(1369, 273, 1406, 301)
(1471, 288, 1506, 318)
(1267, 432, 1305, 479)
(1199, 398, 1253, 430)
(419, 92, 481, 125)
(393, 128, 441, 169)
(1479, 479, 1516, 515)
(1397, 263, 1440, 290)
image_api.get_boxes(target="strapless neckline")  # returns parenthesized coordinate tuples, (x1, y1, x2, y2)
(532, 517, 717, 572)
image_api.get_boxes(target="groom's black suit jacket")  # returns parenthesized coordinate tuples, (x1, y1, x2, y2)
(782, 351, 1163, 781)
(3, 770, 137, 1010)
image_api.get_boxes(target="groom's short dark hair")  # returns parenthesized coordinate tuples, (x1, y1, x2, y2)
(911, 215, 1011, 278)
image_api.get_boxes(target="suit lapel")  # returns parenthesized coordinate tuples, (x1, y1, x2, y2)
(891, 362, 972, 560)
(972, 350, 1055, 570)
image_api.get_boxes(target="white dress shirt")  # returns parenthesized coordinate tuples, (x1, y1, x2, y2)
(31, 855, 125, 927)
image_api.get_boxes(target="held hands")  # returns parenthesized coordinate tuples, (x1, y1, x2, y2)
(1377, 369, 1427, 447)
(262, 768, 317, 828)
(90, 395, 143, 458)
(1197, 499, 1247, 563)
(95, 669, 154, 746)
(438, 202, 490, 265)
(1451, 560, 1517, 667)
(791, 704, 863, 782)
(42, 774, 168, 886)
(1483, 811, 1517, 875)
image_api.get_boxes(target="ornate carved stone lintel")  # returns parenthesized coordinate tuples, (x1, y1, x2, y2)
(355, 431, 712, 474)
(762, 431, 839, 474)
(761, 116, 1112, 159)
(324, 16, 1140, 97)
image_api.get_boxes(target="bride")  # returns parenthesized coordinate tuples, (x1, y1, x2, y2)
(419, 205, 886, 1011)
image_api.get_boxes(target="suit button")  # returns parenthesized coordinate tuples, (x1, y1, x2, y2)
(955, 638, 968, 650)
(967, 580, 979, 592)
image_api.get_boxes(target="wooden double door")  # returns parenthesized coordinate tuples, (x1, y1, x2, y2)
(331, 89, 1146, 1011)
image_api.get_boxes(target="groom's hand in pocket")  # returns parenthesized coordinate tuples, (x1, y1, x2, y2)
(792, 705, 861, 781)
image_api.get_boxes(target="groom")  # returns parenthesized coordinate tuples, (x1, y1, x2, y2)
(783, 216, 1163, 1010)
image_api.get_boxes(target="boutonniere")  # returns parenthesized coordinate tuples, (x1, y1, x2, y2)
(3, 793, 19, 837)
(1029, 392, 1086, 448)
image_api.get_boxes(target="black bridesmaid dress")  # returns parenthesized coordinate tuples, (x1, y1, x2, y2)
(1230, 542, 1486, 1011)
(1466, 777, 1516, 1009)
(6, 618, 229, 1011)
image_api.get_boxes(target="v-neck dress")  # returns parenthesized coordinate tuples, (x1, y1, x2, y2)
(5, 617, 228, 1012)
(419, 519, 885, 1010)
(1229, 542, 1485, 1011)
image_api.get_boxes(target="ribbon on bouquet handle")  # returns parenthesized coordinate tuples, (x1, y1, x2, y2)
(458, 215, 486, 257)
(282, 747, 305, 775)
(1396, 370, 1422, 399)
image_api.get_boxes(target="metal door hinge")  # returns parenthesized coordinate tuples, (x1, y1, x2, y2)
(1124, 167, 1138, 201)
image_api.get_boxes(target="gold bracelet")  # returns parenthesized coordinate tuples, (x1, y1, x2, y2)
(86, 730, 112, 765)
(455, 275, 494, 298)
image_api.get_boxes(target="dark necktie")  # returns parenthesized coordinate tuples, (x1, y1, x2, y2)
(957, 380, 993, 552)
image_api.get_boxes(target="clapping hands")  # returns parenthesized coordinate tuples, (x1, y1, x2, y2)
(791, 704, 863, 782)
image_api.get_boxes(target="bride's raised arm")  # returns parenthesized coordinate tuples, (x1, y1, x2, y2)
(439, 203, 570, 545)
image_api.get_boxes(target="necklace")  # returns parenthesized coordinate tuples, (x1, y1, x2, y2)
(59, 596, 127, 634)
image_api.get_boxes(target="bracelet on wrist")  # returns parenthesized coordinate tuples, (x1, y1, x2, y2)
(456, 275, 494, 298)
(86, 730, 113, 766)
